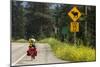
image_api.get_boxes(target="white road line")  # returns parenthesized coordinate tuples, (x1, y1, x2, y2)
(12, 54, 26, 66)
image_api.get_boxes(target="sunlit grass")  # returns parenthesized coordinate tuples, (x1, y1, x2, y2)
(39, 38, 96, 61)
(11, 39, 28, 43)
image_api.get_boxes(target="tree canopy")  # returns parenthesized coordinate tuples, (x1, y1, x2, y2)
(11, 1, 96, 48)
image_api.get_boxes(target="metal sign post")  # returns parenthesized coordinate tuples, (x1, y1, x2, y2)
(74, 32, 76, 45)
(70, 22, 79, 45)
(68, 6, 81, 45)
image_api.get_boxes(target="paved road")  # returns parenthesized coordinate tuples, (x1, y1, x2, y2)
(11, 43, 68, 66)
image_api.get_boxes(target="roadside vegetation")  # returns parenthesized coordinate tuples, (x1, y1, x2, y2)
(39, 38, 96, 61)
(11, 39, 28, 43)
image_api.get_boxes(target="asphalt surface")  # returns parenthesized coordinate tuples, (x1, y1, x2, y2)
(11, 43, 68, 66)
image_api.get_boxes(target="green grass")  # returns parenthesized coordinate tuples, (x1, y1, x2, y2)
(39, 38, 96, 62)
(11, 39, 28, 43)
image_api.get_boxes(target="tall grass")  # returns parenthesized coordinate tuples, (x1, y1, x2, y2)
(39, 38, 96, 61)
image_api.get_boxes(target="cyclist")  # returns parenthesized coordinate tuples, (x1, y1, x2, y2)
(27, 38, 37, 60)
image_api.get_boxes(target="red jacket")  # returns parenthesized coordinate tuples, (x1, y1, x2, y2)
(27, 46, 37, 56)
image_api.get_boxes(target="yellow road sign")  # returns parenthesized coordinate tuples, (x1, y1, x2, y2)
(70, 22, 79, 32)
(68, 6, 81, 22)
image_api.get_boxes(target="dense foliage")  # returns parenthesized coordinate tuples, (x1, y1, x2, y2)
(39, 38, 96, 61)
(12, 1, 96, 48)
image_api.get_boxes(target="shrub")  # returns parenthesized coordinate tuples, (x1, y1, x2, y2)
(39, 38, 96, 61)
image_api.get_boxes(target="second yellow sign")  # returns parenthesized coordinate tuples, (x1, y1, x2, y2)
(70, 22, 79, 32)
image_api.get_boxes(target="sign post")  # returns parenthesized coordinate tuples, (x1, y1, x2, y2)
(68, 6, 81, 45)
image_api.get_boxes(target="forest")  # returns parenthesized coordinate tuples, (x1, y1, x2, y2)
(11, 1, 96, 48)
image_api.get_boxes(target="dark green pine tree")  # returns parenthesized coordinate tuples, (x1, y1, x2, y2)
(12, 1, 25, 39)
